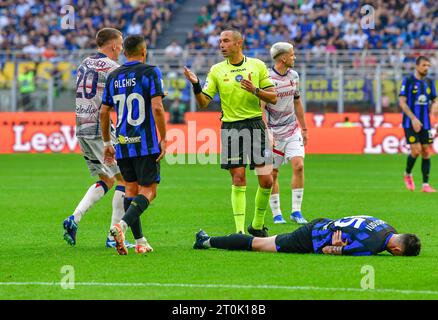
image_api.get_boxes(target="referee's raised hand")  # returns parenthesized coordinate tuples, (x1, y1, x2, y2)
(183, 66, 198, 84)
(240, 72, 256, 94)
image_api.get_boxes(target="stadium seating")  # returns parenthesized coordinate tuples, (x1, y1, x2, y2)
(0, 0, 183, 58)
(186, 0, 438, 52)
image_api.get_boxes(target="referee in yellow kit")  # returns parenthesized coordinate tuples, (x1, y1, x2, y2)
(183, 28, 277, 236)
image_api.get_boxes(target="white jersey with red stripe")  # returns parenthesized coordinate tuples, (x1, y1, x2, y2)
(265, 67, 300, 140)
(75, 52, 119, 139)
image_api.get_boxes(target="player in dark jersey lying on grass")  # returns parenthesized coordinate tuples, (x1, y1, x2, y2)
(193, 216, 421, 256)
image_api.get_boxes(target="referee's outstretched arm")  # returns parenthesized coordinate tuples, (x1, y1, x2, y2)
(183, 66, 211, 109)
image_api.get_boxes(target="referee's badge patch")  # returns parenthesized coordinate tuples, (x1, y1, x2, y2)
(235, 75, 243, 82)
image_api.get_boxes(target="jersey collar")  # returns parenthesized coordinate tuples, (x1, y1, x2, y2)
(383, 233, 394, 251)
(123, 60, 142, 66)
(272, 66, 289, 77)
(227, 56, 247, 66)
(92, 52, 107, 59)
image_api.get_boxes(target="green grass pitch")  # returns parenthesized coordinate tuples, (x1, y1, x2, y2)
(0, 154, 438, 300)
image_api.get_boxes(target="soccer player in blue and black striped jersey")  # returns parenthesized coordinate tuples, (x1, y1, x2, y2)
(100, 35, 167, 255)
(400, 56, 438, 193)
(194, 216, 421, 256)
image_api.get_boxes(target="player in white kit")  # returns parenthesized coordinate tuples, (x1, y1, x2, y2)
(264, 42, 309, 224)
(63, 28, 133, 248)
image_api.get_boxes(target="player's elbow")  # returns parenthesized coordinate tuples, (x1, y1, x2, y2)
(268, 95, 277, 105)
(152, 102, 165, 115)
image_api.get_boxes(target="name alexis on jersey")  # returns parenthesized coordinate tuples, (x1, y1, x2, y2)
(114, 78, 137, 88)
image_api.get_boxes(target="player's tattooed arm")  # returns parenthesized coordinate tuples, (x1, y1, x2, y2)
(331, 230, 348, 247)
(322, 246, 343, 255)
(322, 231, 348, 255)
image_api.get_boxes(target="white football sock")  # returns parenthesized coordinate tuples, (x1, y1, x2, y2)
(270, 193, 282, 217)
(108, 188, 125, 240)
(135, 237, 147, 244)
(120, 220, 128, 233)
(72, 182, 106, 223)
(292, 188, 304, 213)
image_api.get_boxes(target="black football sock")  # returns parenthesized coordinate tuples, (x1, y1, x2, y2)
(124, 197, 143, 239)
(406, 155, 418, 174)
(209, 234, 254, 251)
(422, 158, 431, 183)
(122, 194, 149, 227)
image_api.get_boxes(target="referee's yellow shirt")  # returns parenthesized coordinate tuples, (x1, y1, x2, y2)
(202, 56, 274, 123)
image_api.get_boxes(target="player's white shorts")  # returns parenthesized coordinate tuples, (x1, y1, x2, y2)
(272, 131, 305, 169)
(78, 133, 120, 178)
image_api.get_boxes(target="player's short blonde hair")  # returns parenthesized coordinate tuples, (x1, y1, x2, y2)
(270, 42, 294, 60)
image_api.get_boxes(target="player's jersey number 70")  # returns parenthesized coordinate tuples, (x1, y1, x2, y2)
(113, 93, 146, 127)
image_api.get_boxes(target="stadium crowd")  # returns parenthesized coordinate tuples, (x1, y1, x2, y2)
(0, 0, 183, 60)
(186, 0, 438, 54)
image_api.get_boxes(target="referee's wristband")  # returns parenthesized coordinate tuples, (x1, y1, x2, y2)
(192, 78, 203, 95)
(103, 141, 112, 147)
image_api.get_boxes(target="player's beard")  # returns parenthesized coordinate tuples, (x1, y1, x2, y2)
(419, 70, 428, 77)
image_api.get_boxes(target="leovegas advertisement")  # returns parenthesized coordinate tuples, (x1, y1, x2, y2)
(1, 112, 437, 154)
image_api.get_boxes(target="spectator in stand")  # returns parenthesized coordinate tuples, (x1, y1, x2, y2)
(185, 0, 438, 57)
(0, 0, 182, 54)
(165, 41, 183, 58)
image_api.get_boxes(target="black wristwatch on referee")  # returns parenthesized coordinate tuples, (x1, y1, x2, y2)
(254, 87, 260, 97)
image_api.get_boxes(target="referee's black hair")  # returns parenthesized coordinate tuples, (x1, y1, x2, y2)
(416, 55, 430, 65)
(220, 27, 243, 40)
(123, 34, 146, 57)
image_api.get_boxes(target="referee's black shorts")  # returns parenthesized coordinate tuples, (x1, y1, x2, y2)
(274, 218, 326, 254)
(117, 154, 160, 186)
(220, 117, 273, 170)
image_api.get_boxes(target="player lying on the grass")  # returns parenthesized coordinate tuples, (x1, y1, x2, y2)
(193, 215, 421, 256)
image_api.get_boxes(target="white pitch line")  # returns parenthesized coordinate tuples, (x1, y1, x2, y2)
(0, 282, 438, 296)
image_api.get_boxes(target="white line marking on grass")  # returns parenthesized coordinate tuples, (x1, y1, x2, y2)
(1, 282, 438, 296)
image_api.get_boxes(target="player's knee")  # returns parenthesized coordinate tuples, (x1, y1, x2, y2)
(410, 146, 421, 157)
(232, 174, 246, 186)
(115, 173, 126, 186)
(272, 169, 279, 181)
(259, 175, 273, 189)
(293, 161, 304, 176)
(99, 176, 115, 189)
(139, 185, 157, 202)
(149, 190, 157, 201)
(422, 149, 430, 158)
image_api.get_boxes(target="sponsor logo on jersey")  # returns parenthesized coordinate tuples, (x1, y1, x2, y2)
(277, 90, 295, 98)
(416, 94, 428, 105)
(230, 68, 246, 73)
(118, 135, 141, 144)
